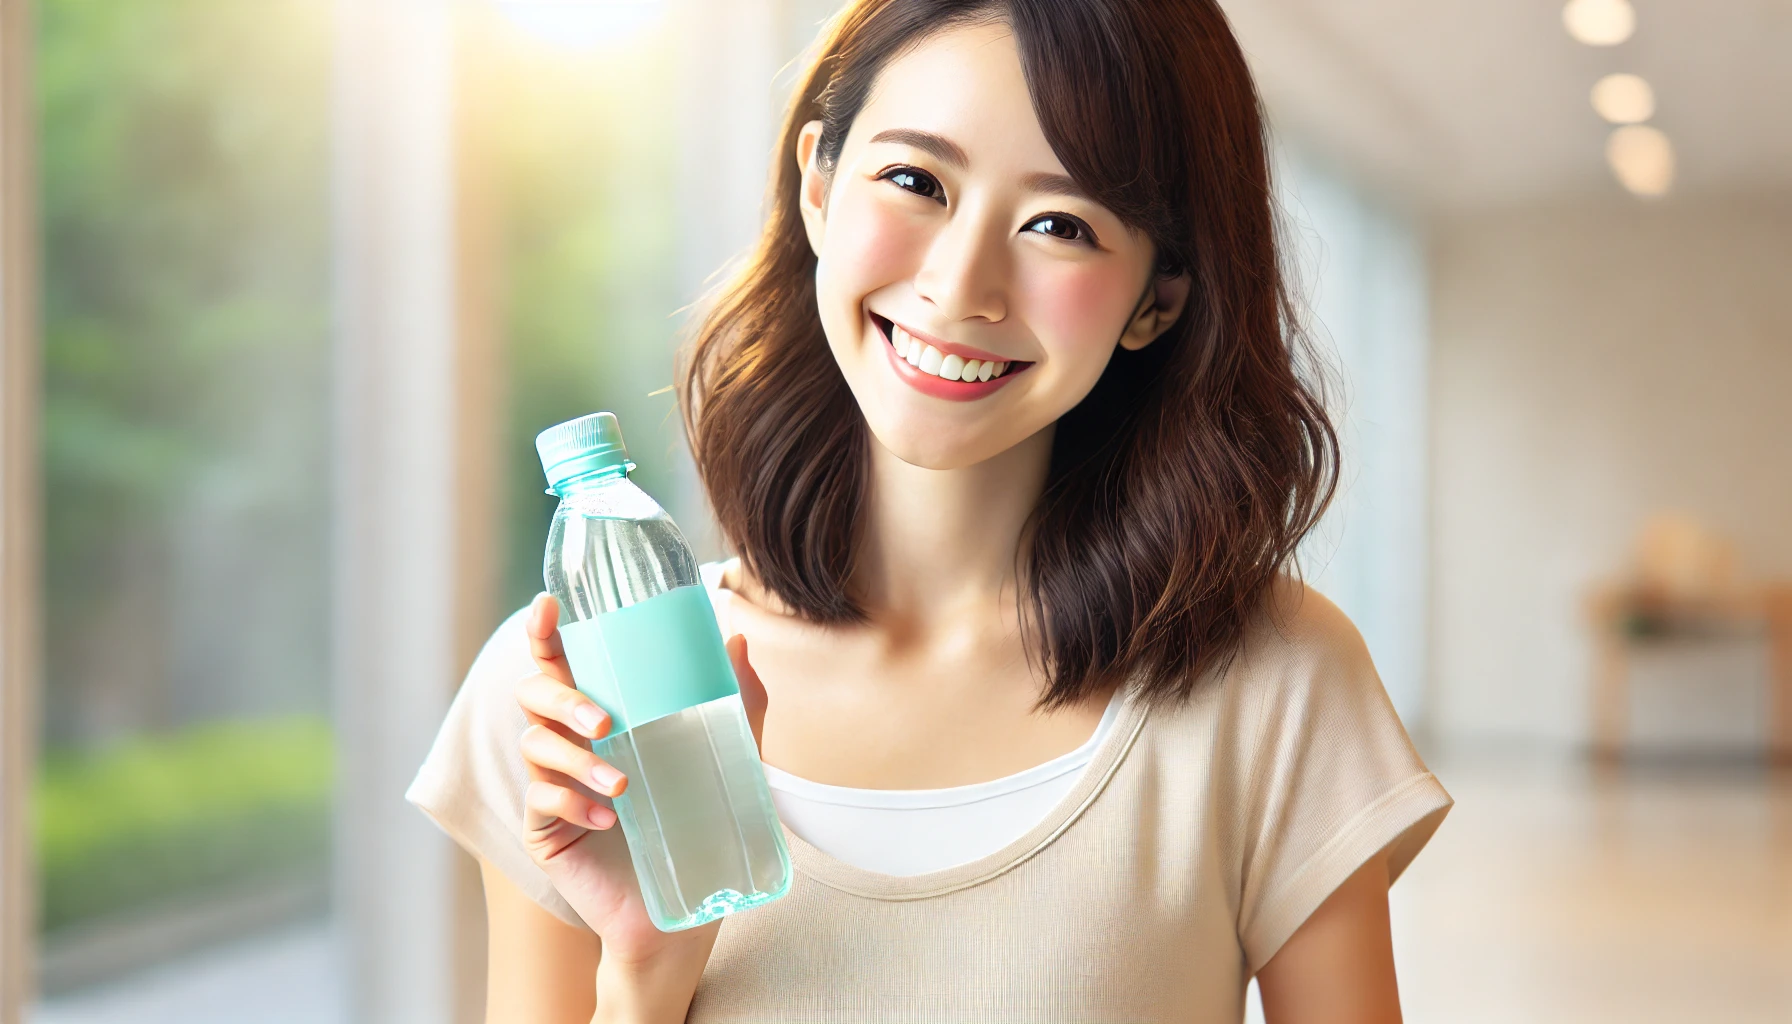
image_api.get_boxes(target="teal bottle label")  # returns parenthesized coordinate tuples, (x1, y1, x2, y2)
(560, 585, 738, 735)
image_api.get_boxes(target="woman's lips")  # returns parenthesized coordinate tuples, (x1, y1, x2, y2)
(870, 314, 1031, 402)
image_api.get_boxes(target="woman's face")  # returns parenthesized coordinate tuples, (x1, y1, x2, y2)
(797, 20, 1190, 471)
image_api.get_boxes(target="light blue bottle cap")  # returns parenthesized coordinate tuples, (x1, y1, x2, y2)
(536, 412, 636, 495)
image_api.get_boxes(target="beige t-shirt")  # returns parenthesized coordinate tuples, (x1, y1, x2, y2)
(407, 569, 1451, 1022)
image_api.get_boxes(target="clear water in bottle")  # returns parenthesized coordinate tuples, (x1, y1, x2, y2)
(538, 413, 791, 932)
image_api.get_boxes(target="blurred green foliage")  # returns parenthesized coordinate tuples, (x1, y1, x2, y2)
(35, 716, 333, 934)
(38, 0, 332, 741)
(35, 0, 333, 936)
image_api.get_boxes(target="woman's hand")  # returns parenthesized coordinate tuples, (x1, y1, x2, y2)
(514, 593, 769, 1019)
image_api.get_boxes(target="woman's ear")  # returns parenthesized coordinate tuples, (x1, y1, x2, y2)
(1119, 268, 1193, 351)
(796, 119, 827, 257)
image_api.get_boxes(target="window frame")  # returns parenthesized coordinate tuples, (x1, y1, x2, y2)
(0, 0, 40, 1017)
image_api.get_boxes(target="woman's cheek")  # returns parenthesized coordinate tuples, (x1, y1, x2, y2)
(1022, 262, 1140, 371)
(820, 193, 930, 300)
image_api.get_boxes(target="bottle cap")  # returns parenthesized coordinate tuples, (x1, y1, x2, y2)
(535, 412, 635, 495)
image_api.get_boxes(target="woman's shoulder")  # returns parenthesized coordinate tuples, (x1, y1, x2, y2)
(464, 604, 537, 699)
(1176, 576, 1448, 973)
(701, 555, 812, 635)
(1239, 575, 1375, 678)
(1141, 575, 1388, 739)
(417, 606, 537, 776)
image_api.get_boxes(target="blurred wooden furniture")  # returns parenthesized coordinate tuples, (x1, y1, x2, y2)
(1587, 583, 1792, 761)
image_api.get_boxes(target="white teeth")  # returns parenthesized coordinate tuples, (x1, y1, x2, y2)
(918, 344, 944, 375)
(887, 322, 1014, 383)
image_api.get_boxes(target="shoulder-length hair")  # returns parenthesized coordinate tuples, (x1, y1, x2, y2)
(678, 0, 1338, 709)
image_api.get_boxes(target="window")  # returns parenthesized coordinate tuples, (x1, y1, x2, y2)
(32, 0, 334, 998)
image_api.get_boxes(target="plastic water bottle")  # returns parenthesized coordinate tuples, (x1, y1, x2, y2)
(535, 412, 791, 931)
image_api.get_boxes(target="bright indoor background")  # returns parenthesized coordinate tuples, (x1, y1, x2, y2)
(0, 1, 1785, 1022)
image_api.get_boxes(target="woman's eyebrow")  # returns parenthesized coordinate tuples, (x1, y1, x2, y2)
(1022, 171, 1092, 203)
(867, 128, 969, 169)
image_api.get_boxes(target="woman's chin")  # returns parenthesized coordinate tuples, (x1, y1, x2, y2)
(866, 417, 1028, 472)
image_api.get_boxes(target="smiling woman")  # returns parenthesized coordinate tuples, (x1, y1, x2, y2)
(685, 2, 1333, 706)
(407, 2, 1450, 1021)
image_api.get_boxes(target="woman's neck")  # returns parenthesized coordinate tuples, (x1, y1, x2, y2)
(852, 424, 1053, 631)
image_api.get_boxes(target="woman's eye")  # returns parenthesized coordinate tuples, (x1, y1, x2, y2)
(880, 167, 943, 201)
(1025, 215, 1087, 242)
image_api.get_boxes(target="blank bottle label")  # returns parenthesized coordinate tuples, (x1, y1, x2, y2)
(560, 585, 740, 735)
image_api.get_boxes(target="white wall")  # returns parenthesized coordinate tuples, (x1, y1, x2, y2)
(1430, 195, 1792, 745)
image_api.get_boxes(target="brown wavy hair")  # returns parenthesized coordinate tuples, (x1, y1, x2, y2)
(678, 0, 1338, 709)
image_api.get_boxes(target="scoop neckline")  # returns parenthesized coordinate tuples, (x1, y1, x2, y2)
(761, 685, 1124, 811)
(698, 557, 1154, 901)
(788, 693, 1149, 900)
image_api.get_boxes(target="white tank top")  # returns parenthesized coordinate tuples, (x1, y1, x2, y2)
(700, 558, 1124, 877)
(762, 689, 1124, 876)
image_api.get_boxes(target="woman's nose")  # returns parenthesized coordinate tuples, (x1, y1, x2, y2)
(912, 207, 1009, 324)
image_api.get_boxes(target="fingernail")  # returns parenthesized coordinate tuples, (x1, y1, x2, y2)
(591, 764, 626, 796)
(573, 704, 604, 736)
(587, 805, 614, 829)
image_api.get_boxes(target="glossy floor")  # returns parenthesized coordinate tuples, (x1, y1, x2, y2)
(1389, 752, 1791, 1023)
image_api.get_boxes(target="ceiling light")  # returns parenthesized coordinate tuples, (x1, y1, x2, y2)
(1606, 125, 1674, 198)
(1590, 73, 1655, 124)
(1563, 0, 1636, 46)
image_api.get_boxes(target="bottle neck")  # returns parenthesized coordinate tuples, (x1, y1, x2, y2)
(549, 463, 633, 498)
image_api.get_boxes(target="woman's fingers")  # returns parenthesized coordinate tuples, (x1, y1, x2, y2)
(728, 633, 768, 754)
(514, 598, 627, 855)
(524, 779, 617, 833)
(525, 593, 575, 687)
(514, 666, 627, 831)
(516, 672, 610, 741)
(521, 723, 628, 797)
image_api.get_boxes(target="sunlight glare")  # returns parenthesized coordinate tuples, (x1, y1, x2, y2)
(495, 0, 662, 50)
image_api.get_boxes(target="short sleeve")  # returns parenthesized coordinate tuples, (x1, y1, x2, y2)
(405, 607, 584, 927)
(1233, 585, 1452, 973)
